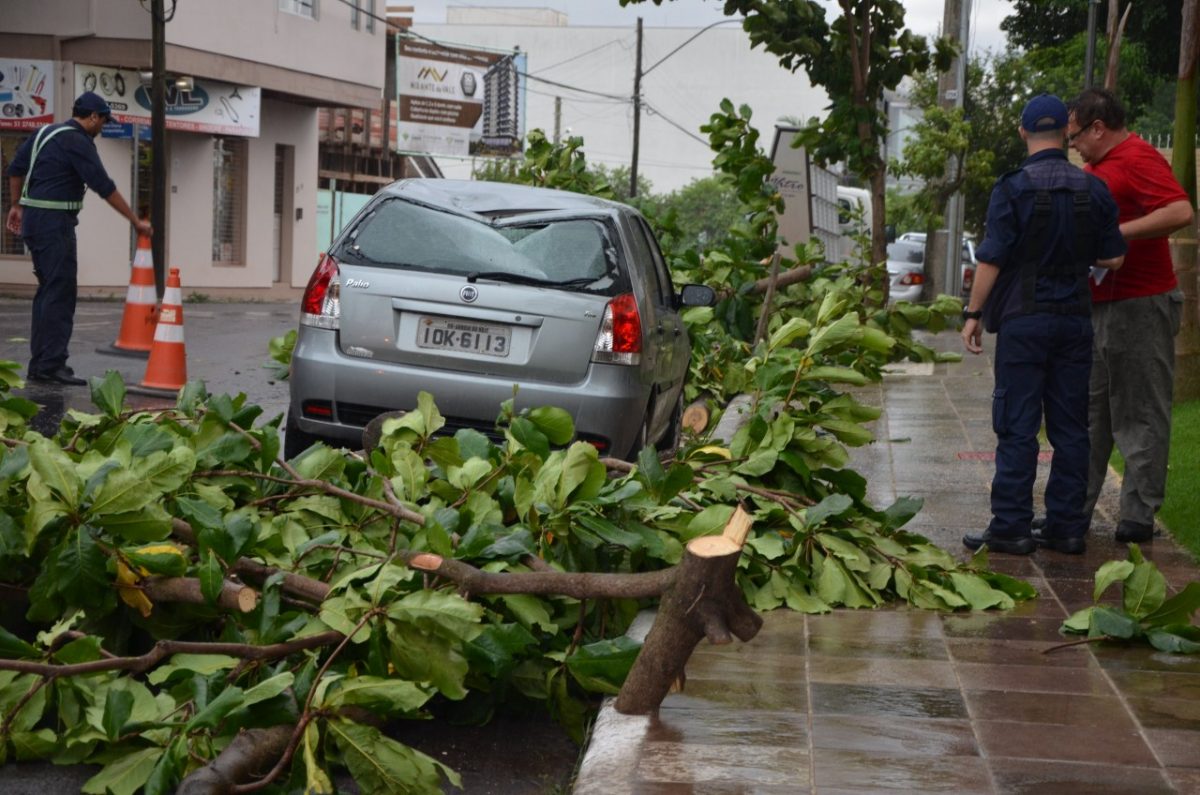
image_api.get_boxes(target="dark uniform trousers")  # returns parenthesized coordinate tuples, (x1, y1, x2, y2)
(27, 230, 79, 374)
(989, 312, 1093, 539)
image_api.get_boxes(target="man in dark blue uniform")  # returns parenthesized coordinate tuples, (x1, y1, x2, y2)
(961, 94, 1126, 556)
(5, 92, 152, 385)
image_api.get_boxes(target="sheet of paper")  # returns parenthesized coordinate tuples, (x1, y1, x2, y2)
(1091, 266, 1107, 285)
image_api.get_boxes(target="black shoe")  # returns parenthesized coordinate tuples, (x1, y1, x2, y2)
(1115, 520, 1155, 543)
(28, 367, 87, 386)
(963, 531, 1036, 555)
(1032, 528, 1086, 555)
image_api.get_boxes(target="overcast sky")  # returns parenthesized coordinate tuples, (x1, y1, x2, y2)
(410, 1, 1014, 56)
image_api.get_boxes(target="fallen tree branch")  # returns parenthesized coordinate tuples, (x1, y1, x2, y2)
(0, 632, 344, 677)
(408, 553, 677, 600)
(177, 725, 294, 795)
(142, 576, 259, 613)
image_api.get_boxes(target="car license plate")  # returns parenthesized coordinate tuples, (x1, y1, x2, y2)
(416, 316, 511, 357)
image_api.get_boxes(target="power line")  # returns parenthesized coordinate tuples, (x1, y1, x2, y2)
(518, 71, 630, 102)
(642, 18, 742, 76)
(530, 37, 631, 75)
(641, 102, 710, 148)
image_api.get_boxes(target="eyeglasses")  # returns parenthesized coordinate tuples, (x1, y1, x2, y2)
(1068, 121, 1096, 143)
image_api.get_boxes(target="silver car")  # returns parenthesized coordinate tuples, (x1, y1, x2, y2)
(286, 179, 715, 460)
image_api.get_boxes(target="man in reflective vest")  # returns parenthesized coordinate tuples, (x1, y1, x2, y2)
(4, 91, 152, 385)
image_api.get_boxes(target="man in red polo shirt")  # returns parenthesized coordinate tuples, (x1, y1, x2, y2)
(1066, 88, 1194, 543)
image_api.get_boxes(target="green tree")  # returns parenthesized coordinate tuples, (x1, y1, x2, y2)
(656, 175, 743, 249)
(621, 0, 954, 297)
(1171, 0, 1200, 400)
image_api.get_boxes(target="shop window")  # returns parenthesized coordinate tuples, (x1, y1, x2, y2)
(212, 136, 247, 266)
(1, 133, 30, 256)
(279, 0, 317, 19)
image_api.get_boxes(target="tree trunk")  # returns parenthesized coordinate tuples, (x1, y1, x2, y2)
(614, 508, 762, 714)
(1172, 0, 1200, 401)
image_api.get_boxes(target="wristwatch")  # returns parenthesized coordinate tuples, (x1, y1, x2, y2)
(962, 308, 983, 320)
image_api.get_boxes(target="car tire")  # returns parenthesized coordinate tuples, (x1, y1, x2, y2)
(283, 411, 323, 460)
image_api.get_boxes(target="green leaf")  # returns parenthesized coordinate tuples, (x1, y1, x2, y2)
(29, 437, 81, 508)
(185, 684, 245, 731)
(565, 636, 641, 694)
(96, 505, 173, 543)
(87, 466, 159, 517)
(331, 719, 459, 795)
(1123, 561, 1167, 618)
(684, 505, 735, 542)
(1093, 560, 1135, 602)
(497, 593, 557, 634)
(527, 406, 574, 445)
(82, 747, 162, 795)
(575, 515, 644, 550)
(0, 625, 40, 659)
(123, 543, 188, 577)
(242, 672, 295, 708)
(805, 366, 870, 386)
(54, 528, 109, 607)
(1090, 606, 1141, 640)
(102, 688, 134, 740)
(199, 549, 223, 606)
(948, 572, 1015, 610)
(804, 494, 853, 528)
(466, 623, 538, 677)
(324, 675, 431, 714)
(881, 496, 923, 529)
(146, 653, 238, 685)
(304, 721, 335, 795)
(1142, 583, 1200, 628)
(89, 370, 126, 418)
(1146, 625, 1200, 654)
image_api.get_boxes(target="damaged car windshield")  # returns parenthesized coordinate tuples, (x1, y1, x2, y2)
(339, 198, 618, 291)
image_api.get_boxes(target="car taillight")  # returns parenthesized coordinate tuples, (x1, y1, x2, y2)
(963, 267, 975, 290)
(592, 293, 642, 365)
(898, 272, 925, 286)
(301, 253, 341, 330)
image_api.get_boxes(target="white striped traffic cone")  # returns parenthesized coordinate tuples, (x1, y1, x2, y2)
(137, 267, 187, 393)
(98, 228, 158, 357)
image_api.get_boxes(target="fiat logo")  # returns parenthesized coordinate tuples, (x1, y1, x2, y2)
(460, 285, 479, 303)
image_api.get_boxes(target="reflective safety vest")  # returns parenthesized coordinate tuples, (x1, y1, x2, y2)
(19, 125, 84, 212)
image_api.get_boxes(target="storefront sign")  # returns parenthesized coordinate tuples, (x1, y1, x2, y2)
(769, 127, 813, 254)
(75, 65, 261, 137)
(0, 59, 55, 130)
(396, 38, 525, 157)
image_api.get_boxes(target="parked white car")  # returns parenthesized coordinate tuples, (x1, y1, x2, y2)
(894, 232, 974, 298)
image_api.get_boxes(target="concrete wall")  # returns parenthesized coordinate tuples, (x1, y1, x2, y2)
(3, 0, 147, 39)
(167, 0, 383, 93)
(414, 22, 827, 193)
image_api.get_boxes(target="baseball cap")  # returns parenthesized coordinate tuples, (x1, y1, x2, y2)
(1020, 93, 1067, 133)
(73, 91, 112, 119)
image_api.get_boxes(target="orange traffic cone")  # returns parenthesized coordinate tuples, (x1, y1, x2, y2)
(98, 228, 158, 358)
(135, 267, 187, 395)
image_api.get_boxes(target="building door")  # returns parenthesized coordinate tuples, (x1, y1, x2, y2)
(273, 144, 295, 284)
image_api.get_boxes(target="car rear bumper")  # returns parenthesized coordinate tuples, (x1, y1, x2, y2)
(289, 328, 650, 456)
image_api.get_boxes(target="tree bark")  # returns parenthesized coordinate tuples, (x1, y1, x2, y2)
(142, 577, 258, 613)
(176, 725, 293, 795)
(614, 508, 762, 714)
(1173, 0, 1200, 400)
(1103, 1, 1132, 90)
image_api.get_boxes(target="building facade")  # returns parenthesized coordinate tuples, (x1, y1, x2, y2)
(0, 0, 385, 294)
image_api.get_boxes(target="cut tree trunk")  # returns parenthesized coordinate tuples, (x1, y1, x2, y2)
(614, 508, 762, 715)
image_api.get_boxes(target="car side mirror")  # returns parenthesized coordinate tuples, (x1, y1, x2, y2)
(678, 284, 717, 308)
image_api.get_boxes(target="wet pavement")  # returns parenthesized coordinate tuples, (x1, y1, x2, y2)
(574, 336, 1200, 794)
(0, 298, 295, 426)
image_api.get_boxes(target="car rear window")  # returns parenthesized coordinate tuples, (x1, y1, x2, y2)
(339, 198, 618, 290)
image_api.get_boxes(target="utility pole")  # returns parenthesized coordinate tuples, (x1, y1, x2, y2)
(630, 17, 643, 199)
(1084, 0, 1101, 88)
(553, 96, 562, 144)
(933, 0, 970, 300)
(151, 0, 167, 297)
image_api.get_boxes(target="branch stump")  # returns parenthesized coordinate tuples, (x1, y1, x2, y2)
(614, 508, 761, 714)
(176, 725, 293, 794)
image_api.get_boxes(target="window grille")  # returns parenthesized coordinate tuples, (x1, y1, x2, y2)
(279, 0, 317, 19)
(366, 0, 375, 32)
(351, 0, 360, 29)
(1, 133, 30, 256)
(212, 136, 247, 265)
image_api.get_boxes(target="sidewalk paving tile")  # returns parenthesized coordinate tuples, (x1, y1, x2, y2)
(575, 331, 1200, 794)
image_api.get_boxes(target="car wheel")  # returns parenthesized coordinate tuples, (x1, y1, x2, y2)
(283, 411, 322, 459)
